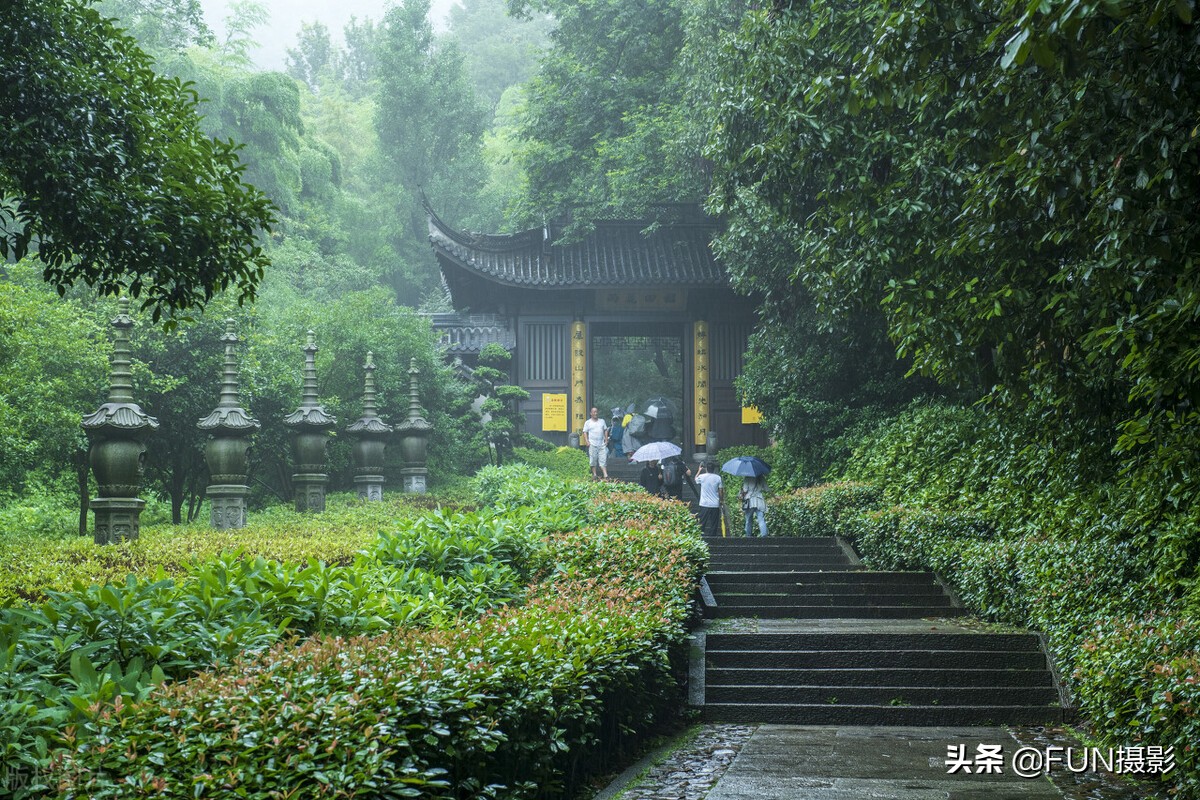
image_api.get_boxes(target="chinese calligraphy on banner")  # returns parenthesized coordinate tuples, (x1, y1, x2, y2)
(570, 321, 586, 434)
(693, 320, 709, 446)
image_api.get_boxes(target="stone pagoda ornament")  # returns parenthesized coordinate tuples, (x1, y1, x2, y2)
(81, 297, 160, 545)
(346, 352, 393, 501)
(196, 319, 259, 529)
(283, 330, 336, 512)
(395, 358, 433, 494)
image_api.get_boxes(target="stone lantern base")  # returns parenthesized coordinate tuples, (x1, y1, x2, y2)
(208, 484, 250, 529)
(293, 473, 328, 512)
(353, 475, 384, 501)
(401, 467, 428, 495)
(91, 497, 145, 545)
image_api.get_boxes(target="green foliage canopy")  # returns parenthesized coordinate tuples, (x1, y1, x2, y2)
(706, 1, 1200, 518)
(0, 0, 276, 321)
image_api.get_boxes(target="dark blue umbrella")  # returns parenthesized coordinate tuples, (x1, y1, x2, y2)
(721, 456, 771, 477)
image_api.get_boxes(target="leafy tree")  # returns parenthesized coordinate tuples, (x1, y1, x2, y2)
(0, 0, 275, 321)
(472, 343, 529, 466)
(94, 0, 213, 53)
(505, 0, 737, 227)
(340, 17, 380, 97)
(373, 0, 488, 303)
(447, 0, 552, 110)
(705, 1, 1200, 571)
(286, 21, 337, 92)
(0, 265, 108, 504)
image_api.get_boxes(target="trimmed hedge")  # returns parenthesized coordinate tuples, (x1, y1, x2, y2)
(0, 505, 550, 796)
(4, 465, 704, 799)
(765, 482, 881, 538)
(512, 446, 590, 479)
(0, 494, 475, 606)
(767, 482, 1196, 797)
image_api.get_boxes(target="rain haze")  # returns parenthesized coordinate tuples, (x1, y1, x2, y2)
(198, 0, 461, 71)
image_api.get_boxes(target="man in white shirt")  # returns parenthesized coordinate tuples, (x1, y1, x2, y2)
(582, 406, 610, 479)
(695, 460, 724, 537)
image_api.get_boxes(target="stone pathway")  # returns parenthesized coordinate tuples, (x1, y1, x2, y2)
(595, 724, 1168, 800)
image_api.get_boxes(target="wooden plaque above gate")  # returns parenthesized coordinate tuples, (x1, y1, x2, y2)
(596, 289, 688, 312)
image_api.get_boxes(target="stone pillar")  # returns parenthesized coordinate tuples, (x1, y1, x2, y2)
(81, 298, 159, 545)
(197, 319, 259, 529)
(347, 352, 393, 501)
(283, 331, 336, 511)
(396, 358, 433, 494)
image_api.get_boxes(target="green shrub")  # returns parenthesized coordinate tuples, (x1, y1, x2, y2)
(0, 503, 556, 796)
(44, 488, 705, 800)
(766, 482, 882, 537)
(0, 494, 445, 606)
(829, 398, 1200, 794)
(1073, 614, 1200, 799)
(513, 445, 589, 478)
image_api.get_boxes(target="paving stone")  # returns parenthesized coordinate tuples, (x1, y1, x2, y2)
(597, 724, 1171, 800)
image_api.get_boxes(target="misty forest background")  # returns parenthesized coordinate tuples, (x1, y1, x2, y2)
(3, 0, 1200, 793)
(3, 0, 1199, 590)
(2, 0, 1198, 572)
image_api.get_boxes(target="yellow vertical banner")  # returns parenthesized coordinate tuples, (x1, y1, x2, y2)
(570, 321, 587, 435)
(693, 320, 709, 446)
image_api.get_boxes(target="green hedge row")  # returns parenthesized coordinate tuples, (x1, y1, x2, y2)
(0, 494, 477, 606)
(766, 482, 1197, 797)
(6, 465, 703, 799)
(0, 505, 550, 796)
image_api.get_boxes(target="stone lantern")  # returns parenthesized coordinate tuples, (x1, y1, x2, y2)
(81, 297, 159, 545)
(283, 330, 336, 512)
(395, 358, 433, 494)
(196, 319, 259, 529)
(346, 351, 393, 501)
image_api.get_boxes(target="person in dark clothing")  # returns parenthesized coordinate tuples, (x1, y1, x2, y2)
(660, 455, 696, 502)
(639, 459, 663, 496)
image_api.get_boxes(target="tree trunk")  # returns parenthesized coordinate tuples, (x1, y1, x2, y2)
(76, 451, 90, 537)
(169, 451, 185, 524)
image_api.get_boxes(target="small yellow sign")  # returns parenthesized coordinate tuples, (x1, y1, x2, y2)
(542, 393, 568, 432)
(741, 406, 763, 424)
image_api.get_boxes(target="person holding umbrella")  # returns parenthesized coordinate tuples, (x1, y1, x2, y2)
(722, 456, 771, 537)
(740, 475, 768, 537)
(638, 459, 663, 496)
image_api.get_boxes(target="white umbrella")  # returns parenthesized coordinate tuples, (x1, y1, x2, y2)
(630, 441, 682, 462)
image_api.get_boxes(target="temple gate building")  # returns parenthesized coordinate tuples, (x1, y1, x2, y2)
(427, 206, 768, 455)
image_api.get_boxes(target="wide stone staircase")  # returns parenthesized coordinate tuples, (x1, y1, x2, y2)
(694, 536, 1068, 725)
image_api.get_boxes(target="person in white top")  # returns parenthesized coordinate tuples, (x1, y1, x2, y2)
(582, 407, 610, 479)
(694, 461, 724, 537)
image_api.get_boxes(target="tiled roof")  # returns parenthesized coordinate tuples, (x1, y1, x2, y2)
(427, 208, 726, 287)
(428, 312, 515, 354)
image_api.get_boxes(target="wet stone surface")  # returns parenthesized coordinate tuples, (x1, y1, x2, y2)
(609, 724, 1170, 800)
(1008, 725, 1170, 800)
(616, 725, 755, 800)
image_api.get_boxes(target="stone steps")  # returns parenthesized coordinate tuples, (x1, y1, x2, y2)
(694, 536, 1068, 725)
